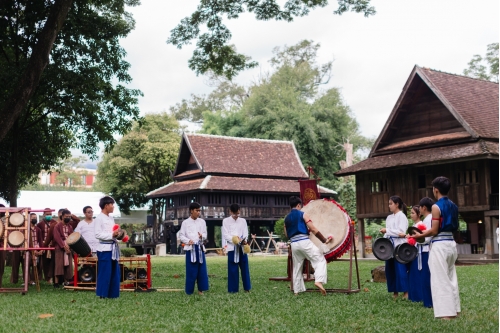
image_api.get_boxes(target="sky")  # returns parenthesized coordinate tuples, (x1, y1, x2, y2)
(117, 0, 498, 142)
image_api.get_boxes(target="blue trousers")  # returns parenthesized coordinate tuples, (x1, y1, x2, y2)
(185, 248, 209, 295)
(408, 252, 433, 307)
(227, 248, 251, 293)
(96, 251, 120, 298)
(385, 258, 409, 293)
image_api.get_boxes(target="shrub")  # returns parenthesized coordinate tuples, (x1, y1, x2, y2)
(121, 247, 137, 257)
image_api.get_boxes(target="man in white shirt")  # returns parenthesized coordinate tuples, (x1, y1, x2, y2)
(222, 203, 251, 293)
(75, 206, 99, 255)
(94, 196, 121, 299)
(178, 202, 208, 295)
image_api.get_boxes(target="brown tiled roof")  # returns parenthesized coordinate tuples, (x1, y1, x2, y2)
(175, 170, 202, 178)
(146, 175, 335, 198)
(336, 140, 498, 176)
(420, 68, 499, 139)
(377, 132, 472, 151)
(183, 134, 308, 178)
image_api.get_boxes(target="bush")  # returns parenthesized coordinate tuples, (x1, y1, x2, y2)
(121, 247, 137, 257)
(274, 218, 287, 241)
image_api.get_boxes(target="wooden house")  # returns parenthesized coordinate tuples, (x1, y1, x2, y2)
(147, 133, 335, 253)
(336, 66, 499, 259)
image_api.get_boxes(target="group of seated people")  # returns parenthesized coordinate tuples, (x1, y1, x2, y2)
(0, 205, 98, 288)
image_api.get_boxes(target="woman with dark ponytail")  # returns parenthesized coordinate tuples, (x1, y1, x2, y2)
(380, 195, 409, 299)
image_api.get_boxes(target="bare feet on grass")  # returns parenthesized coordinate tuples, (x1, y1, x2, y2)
(315, 282, 327, 296)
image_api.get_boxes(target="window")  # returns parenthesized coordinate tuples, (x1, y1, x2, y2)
(252, 196, 268, 206)
(457, 170, 478, 185)
(417, 175, 426, 189)
(208, 193, 222, 205)
(166, 197, 175, 208)
(81, 175, 86, 185)
(229, 195, 245, 205)
(274, 196, 288, 206)
(371, 180, 388, 193)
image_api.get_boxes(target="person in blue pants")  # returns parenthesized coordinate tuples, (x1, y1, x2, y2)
(179, 202, 209, 295)
(222, 203, 251, 293)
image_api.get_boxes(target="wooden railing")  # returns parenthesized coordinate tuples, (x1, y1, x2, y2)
(165, 205, 289, 221)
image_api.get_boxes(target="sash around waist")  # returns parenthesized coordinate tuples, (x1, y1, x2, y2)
(290, 234, 309, 243)
(431, 232, 454, 243)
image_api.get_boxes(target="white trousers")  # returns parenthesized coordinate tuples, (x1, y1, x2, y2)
(291, 239, 327, 293)
(428, 241, 461, 317)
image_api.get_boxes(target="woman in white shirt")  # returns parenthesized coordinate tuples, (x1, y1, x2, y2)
(380, 195, 409, 299)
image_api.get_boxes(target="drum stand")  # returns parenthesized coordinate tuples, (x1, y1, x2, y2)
(288, 224, 360, 294)
(269, 243, 315, 282)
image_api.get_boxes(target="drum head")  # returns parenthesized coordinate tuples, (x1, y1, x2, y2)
(394, 243, 418, 264)
(0, 218, 3, 239)
(9, 213, 24, 227)
(301, 199, 351, 262)
(8, 230, 25, 247)
(372, 238, 394, 261)
(66, 232, 81, 246)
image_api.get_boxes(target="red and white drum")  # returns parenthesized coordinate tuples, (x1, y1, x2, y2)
(301, 199, 353, 262)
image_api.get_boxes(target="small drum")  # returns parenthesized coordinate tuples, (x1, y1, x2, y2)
(301, 199, 352, 262)
(66, 232, 92, 257)
(8, 230, 25, 247)
(9, 213, 24, 227)
(372, 238, 394, 261)
(0, 217, 4, 239)
(394, 243, 418, 264)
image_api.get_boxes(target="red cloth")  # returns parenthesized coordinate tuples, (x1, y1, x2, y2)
(299, 179, 320, 205)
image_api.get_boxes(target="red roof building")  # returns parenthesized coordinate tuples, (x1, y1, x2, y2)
(147, 133, 335, 252)
(336, 66, 498, 259)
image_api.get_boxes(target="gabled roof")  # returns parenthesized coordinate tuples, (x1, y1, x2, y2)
(370, 66, 498, 157)
(146, 176, 336, 198)
(173, 133, 308, 179)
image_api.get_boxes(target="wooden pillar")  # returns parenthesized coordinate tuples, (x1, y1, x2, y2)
(207, 222, 216, 248)
(484, 216, 493, 257)
(358, 218, 366, 258)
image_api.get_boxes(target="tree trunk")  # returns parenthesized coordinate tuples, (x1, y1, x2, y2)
(0, 0, 74, 143)
(8, 122, 20, 207)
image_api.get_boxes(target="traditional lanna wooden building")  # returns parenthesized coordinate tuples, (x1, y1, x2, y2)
(336, 66, 499, 259)
(147, 133, 335, 253)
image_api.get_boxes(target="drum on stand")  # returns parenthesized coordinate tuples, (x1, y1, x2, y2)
(8, 230, 25, 247)
(9, 213, 24, 227)
(372, 238, 394, 261)
(301, 199, 352, 262)
(66, 232, 92, 257)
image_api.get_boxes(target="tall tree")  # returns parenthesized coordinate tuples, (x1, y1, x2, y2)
(199, 40, 372, 189)
(95, 113, 181, 241)
(463, 43, 499, 82)
(168, 0, 375, 79)
(0, 0, 142, 205)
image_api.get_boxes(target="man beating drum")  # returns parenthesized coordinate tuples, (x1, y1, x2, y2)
(284, 196, 333, 295)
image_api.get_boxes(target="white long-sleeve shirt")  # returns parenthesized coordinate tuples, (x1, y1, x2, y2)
(94, 213, 116, 252)
(222, 216, 248, 252)
(419, 214, 432, 252)
(75, 220, 99, 253)
(178, 217, 207, 251)
(384, 211, 408, 246)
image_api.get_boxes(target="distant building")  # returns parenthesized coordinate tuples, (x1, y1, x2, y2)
(39, 168, 98, 188)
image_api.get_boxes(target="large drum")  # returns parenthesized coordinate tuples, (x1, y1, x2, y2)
(301, 199, 352, 262)
(8, 230, 25, 247)
(9, 213, 24, 227)
(66, 232, 92, 257)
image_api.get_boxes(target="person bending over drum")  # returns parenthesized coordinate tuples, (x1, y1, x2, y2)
(284, 196, 332, 295)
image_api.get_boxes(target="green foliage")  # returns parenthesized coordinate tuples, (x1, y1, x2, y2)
(274, 218, 287, 241)
(0, 257, 497, 332)
(95, 112, 181, 214)
(0, 0, 141, 204)
(168, 0, 375, 79)
(336, 178, 357, 219)
(120, 247, 137, 257)
(365, 220, 386, 240)
(197, 40, 372, 189)
(463, 42, 499, 82)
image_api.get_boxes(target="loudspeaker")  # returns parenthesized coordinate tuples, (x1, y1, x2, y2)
(146, 215, 154, 228)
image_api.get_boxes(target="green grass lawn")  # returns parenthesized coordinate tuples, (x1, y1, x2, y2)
(0, 256, 497, 333)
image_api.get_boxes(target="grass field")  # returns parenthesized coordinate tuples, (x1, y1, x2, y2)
(0, 255, 497, 333)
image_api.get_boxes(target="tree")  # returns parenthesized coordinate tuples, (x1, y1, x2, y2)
(168, 0, 375, 79)
(0, 0, 142, 205)
(463, 43, 499, 82)
(95, 113, 181, 241)
(199, 40, 372, 189)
